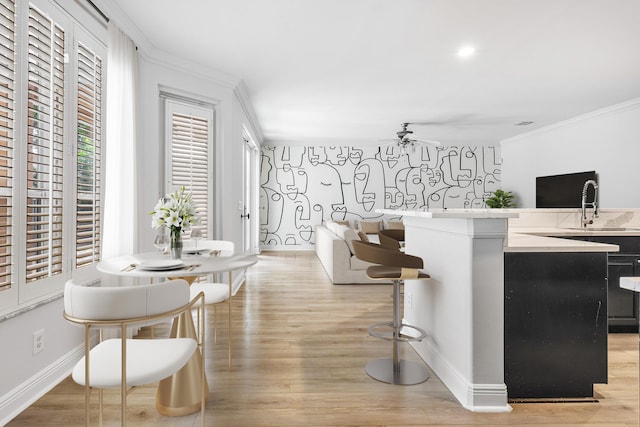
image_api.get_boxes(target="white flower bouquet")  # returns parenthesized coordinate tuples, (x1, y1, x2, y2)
(150, 186, 200, 239)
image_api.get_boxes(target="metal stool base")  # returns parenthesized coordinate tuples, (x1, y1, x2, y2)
(365, 358, 430, 385)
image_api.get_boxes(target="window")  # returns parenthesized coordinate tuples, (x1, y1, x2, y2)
(75, 41, 102, 268)
(0, 0, 14, 294)
(25, 4, 65, 282)
(0, 0, 105, 313)
(164, 98, 214, 238)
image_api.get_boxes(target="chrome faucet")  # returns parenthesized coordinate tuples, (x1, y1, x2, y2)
(581, 179, 599, 227)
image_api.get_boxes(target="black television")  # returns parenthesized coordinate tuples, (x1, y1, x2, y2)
(536, 171, 597, 208)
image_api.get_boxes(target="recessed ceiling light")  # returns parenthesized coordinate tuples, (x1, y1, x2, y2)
(457, 46, 475, 57)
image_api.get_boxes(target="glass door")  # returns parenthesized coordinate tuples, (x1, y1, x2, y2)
(242, 130, 259, 253)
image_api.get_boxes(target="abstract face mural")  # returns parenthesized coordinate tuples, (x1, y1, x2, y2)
(354, 158, 385, 213)
(260, 145, 501, 246)
(311, 163, 345, 220)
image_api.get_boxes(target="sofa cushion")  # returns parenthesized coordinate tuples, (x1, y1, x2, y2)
(335, 224, 360, 254)
(384, 220, 404, 230)
(358, 220, 381, 234)
(324, 220, 341, 235)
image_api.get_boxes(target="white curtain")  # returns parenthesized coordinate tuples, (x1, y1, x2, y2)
(103, 23, 138, 259)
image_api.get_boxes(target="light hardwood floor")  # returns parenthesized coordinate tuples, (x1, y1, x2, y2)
(9, 251, 640, 426)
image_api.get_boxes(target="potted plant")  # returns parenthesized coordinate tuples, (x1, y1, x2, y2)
(485, 189, 516, 208)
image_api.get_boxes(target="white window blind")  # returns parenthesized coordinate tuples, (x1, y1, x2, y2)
(167, 100, 212, 237)
(25, 4, 64, 282)
(75, 41, 102, 268)
(0, 0, 14, 292)
(0, 0, 105, 312)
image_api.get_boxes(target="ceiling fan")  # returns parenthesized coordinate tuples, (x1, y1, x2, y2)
(382, 122, 442, 154)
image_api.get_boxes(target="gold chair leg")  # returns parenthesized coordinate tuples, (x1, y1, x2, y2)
(227, 299, 232, 368)
(199, 298, 206, 427)
(98, 388, 103, 427)
(121, 325, 127, 427)
(84, 326, 91, 427)
(228, 272, 233, 368)
(213, 305, 218, 344)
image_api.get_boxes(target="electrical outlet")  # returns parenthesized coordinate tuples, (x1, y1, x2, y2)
(33, 329, 44, 355)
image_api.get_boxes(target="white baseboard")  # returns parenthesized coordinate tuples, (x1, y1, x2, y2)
(0, 342, 85, 425)
(260, 245, 315, 251)
(232, 271, 246, 295)
(410, 340, 511, 413)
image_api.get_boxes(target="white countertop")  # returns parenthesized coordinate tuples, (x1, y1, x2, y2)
(620, 277, 640, 292)
(380, 208, 631, 253)
(505, 232, 619, 253)
(512, 226, 640, 237)
(505, 226, 640, 253)
(377, 208, 519, 219)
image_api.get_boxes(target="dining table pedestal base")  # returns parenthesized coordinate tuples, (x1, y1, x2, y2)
(156, 311, 209, 416)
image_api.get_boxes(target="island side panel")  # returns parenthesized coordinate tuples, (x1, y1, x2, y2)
(504, 251, 608, 398)
(403, 216, 510, 412)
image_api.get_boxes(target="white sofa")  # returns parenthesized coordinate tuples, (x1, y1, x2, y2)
(315, 220, 399, 285)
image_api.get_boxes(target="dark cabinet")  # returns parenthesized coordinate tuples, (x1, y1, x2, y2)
(564, 235, 640, 332)
(504, 251, 608, 398)
(606, 254, 640, 331)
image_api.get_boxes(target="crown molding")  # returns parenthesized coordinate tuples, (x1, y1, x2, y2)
(92, 0, 240, 89)
(234, 81, 264, 144)
(502, 97, 640, 145)
(140, 47, 240, 89)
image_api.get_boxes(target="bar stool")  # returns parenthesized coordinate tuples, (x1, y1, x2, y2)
(352, 238, 431, 385)
(378, 228, 404, 250)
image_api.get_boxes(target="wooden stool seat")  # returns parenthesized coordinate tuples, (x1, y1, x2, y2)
(366, 265, 430, 281)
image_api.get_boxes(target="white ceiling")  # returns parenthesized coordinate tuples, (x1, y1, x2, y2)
(104, 0, 640, 147)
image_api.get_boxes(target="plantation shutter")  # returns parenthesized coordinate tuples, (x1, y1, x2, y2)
(0, 0, 14, 291)
(75, 41, 102, 267)
(168, 101, 211, 237)
(25, 4, 64, 282)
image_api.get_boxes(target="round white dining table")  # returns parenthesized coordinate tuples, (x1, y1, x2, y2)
(96, 250, 258, 280)
(96, 250, 258, 416)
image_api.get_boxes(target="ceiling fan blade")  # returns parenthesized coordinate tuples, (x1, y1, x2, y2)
(412, 138, 442, 147)
(407, 121, 448, 126)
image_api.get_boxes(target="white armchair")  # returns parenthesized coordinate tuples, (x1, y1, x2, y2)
(188, 240, 236, 367)
(63, 279, 205, 426)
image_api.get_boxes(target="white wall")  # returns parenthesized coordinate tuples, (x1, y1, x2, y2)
(0, 1, 104, 423)
(501, 98, 640, 208)
(134, 51, 262, 296)
(136, 53, 261, 252)
(2, 9, 262, 425)
(0, 298, 84, 424)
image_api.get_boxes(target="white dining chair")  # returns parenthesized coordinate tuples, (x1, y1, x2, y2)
(188, 239, 236, 367)
(63, 279, 205, 426)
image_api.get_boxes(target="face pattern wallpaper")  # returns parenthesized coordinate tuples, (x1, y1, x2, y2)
(260, 145, 502, 246)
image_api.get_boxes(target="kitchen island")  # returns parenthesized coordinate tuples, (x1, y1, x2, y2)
(378, 209, 618, 412)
